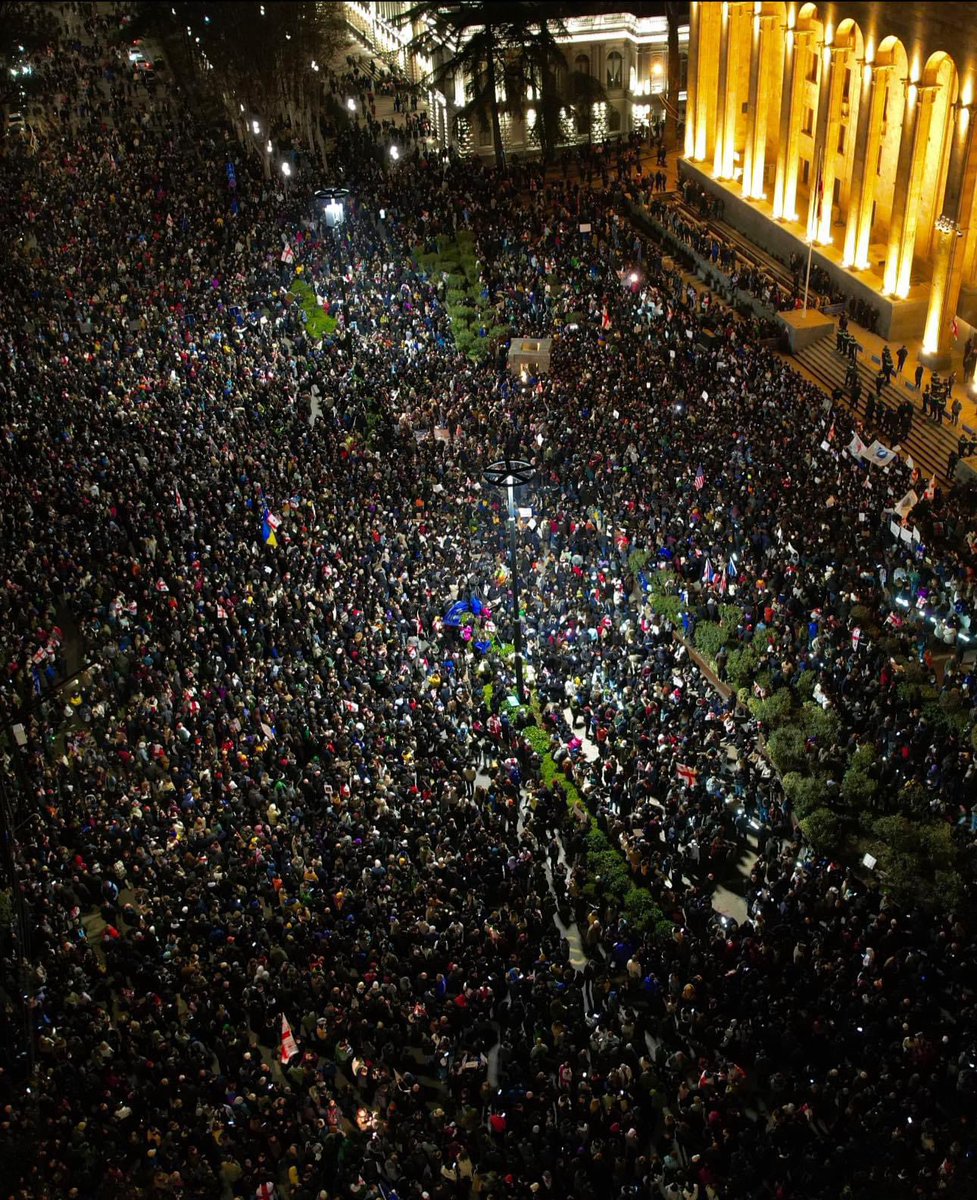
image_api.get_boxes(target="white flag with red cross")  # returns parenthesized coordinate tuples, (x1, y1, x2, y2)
(676, 763, 698, 788)
(281, 1014, 299, 1064)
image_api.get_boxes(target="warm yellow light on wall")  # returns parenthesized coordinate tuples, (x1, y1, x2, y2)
(825, 23, 833, 46)
(962, 77, 973, 107)
(787, 7, 795, 31)
(864, 38, 874, 65)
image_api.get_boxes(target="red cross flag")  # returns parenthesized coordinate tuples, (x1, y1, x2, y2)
(281, 1014, 299, 1064)
(676, 763, 698, 788)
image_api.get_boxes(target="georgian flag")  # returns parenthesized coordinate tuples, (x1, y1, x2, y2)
(281, 1014, 299, 1064)
(851, 627, 862, 651)
(281, 243, 294, 264)
(676, 763, 698, 788)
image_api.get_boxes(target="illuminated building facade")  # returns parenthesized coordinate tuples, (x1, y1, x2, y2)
(684, 1, 977, 358)
(344, 2, 689, 162)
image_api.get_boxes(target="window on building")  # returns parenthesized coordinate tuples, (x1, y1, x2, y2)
(837, 123, 846, 154)
(802, 106, 814, 136)
(806, 50, 819, 83)
(877, 144, 884, 174)
(606, 51, 623, 90)
(881, 87, 889, 125)
(575, 54, 590, 78)
(833, 177, 841, 207)
(842, 68, 851, 102)
(801, 158, 810, 185)
(608, 106, 622, 133)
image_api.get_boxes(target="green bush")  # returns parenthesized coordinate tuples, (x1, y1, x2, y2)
(719, 603, 742, 629)
(651, 593, 683, 625)
(870, 816, 964, 909)
(795, 669, 818, 698)
(725, 643, 765, 691)
(524, 726, 551, 755)
(799, 807, 844, 855)
(797, 701, 840, 745)
(622, 887, 663, 935)
(850, 743, 876, 772)
(748, 688, 795, 730)
(765, 726, 807, 775)
(694, 620, 729, 665)
(628, 549, 651, 575)
(781, 772, 827, 818)
(289, 280, 338, 340)
(841, 765, 877, 808)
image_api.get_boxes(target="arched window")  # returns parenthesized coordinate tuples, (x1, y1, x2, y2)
(606, 51, 623, 89)
(575, 53, 590, 77)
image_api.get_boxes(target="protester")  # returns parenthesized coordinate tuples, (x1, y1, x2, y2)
(0, 6, 975, 1200)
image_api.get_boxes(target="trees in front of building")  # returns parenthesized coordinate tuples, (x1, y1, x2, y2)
(404, 1, 611, 168)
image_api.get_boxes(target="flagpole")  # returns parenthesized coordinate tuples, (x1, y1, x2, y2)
(802, 237, 814, 314)
(803, 147, 824, 315)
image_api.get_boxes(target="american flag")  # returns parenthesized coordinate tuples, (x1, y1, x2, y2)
(694, 465, 705, 491)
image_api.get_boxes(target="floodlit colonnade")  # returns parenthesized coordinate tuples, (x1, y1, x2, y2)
(685, 1, 977, 362)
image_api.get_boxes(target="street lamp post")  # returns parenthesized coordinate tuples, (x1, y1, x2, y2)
(313, 187, 349, 232)
(483, 458, 535, 704)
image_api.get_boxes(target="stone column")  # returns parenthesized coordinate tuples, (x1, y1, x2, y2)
(693, 0, 722, 163)
(773, 27, 812, 222)
(713, 2, 732, 177)
(685, 0, 700, 158)
(922, 104, 977, 365)
(814, 45, 850, 244)
(884, 82, 938, 297)
(843, 62, 889, 269)
(743, 13, 777, 198)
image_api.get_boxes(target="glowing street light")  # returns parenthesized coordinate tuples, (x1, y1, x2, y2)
(482, 458, 536, 704)
(252, 119, 261, 135)
(389, 144, 400, 160)
(314, 187, 350, 230)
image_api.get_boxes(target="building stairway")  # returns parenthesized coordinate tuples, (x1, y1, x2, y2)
(792, 333, 969, 483)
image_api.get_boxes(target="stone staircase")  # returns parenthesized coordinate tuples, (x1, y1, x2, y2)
(792, 332, 970, 483)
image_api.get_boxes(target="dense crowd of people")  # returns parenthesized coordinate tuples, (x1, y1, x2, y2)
(1, 5, 977, 1200)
